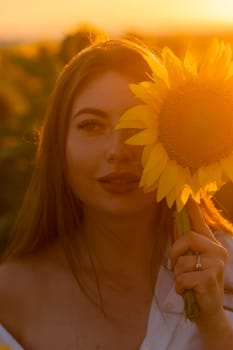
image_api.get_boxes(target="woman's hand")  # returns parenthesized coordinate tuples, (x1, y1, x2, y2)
(170, 199, 233, 348)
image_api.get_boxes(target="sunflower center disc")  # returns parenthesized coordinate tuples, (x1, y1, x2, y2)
(158, 81, 233, 170)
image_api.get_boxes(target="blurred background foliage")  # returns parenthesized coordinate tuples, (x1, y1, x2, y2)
(0, 24, 233, 253)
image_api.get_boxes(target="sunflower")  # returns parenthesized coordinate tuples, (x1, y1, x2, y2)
(116, 39, 233, 211)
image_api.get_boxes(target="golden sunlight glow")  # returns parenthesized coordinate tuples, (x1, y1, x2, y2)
(2, 0, 233, 40)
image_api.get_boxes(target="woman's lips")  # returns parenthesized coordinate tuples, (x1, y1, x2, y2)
(99, 180, 140, 193)
(97, 173, 141, 193)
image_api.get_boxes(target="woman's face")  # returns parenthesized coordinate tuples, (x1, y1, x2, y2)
(66, 71, 157, 216)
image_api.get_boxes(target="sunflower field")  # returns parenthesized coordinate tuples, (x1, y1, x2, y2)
(0, 25, 233, 254)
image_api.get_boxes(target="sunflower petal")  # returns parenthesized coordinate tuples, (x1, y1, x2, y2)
(199, 39, 233, 80)
(162, 47, 185, 88)
(141, 144, 154, 167)
(183, 49, 198, 76)
(116, 104, 157, 130)
(156, 160, 179, 202)
(140, 164, 163, 190)
(199, 38, 220, 77)
(115, 120, 146, 129)
(125, 129, 157, 145)
(192, 191, 201, 204)
(129, 82, 165, 113)
(180, 185, 192, 207)
(166, 187, 179, 208)
(175, 185, 193, 212)
(143, 143, 167, 173)
(226, 61, 233, 80)
(143, 53, 169, 86)
(166, 166, 189, 208)
(140, 148, 168, 189)
(143, 179, 159, 193)
(176, 196, 185, 212)
(166, 183, 182, 209)
(189, 171, 201, 196)
(214, 41, 233, 79)
(221, 155, 233, 182)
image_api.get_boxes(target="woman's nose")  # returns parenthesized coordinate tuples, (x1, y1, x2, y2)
(106, 129, 141, 162)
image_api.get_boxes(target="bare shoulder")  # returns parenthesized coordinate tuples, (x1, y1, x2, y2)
(0, 244, 64, 300)
(0, 258, 36, 299)
(0, 258, 37, 339)
(0, 243, 65, 333)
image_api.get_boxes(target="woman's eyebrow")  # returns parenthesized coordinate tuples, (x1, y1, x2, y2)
(73, 107, 108, 120)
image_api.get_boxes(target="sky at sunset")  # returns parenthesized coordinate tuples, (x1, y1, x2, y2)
(2, 0, 233, 40)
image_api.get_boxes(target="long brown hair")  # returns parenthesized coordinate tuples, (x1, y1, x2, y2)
(3, 40, 233, 298)
(2, 39, 157, 259)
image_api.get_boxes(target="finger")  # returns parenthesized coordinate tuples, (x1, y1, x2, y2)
(186, 198, 216, 241)
(170, 231, 227, 268)
(174, 269, 224, 318)
(173, 254, 205, 277)
(174, 269, 218, 296)
(173, 254, 225, 278)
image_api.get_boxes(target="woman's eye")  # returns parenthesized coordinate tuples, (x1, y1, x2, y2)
(77, 121, 105, 133)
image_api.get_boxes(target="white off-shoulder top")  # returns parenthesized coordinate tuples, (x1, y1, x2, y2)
(0, 324, 23, 349)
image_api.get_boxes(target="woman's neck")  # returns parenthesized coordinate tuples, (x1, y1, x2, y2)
(77, 205, 160, 286)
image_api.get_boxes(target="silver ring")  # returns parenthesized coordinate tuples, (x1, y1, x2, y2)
(195, 252, 202, 271)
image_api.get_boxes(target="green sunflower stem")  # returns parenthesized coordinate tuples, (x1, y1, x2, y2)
(174, 207, 200, 321)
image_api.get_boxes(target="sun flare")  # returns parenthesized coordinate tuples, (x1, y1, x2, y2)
(3, 0, 233, 40)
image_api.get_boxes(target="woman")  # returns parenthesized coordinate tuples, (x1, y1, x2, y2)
(0, 39, 233, 350)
